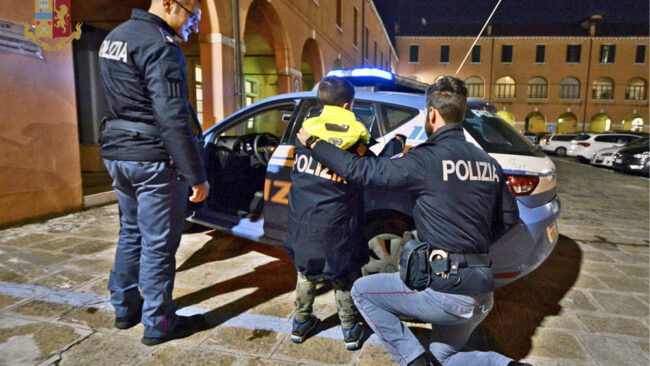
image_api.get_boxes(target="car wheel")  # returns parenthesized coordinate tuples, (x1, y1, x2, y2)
(555, 147, 567, 157)
(362, 216, 409, 276)
(578, 156, 590, 163)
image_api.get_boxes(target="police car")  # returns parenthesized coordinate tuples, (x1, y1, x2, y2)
(188, 71, 560, 287)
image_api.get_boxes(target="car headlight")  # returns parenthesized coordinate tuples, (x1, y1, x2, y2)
(633, 152, 650, 159)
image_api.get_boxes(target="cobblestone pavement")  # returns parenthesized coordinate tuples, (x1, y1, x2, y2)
(0, 157, 647, 366)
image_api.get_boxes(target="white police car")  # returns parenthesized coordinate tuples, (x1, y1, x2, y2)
(188, 71, 560, 287)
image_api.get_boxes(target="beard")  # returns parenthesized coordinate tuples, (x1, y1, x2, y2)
(425, 110, 433, 137)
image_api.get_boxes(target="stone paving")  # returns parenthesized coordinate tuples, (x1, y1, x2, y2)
(0, 156, 648, 365)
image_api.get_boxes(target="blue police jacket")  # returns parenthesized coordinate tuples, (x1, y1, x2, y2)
(284, 123, 370, 281)
(98, 10, 206, 186)
(310, 123, 520, 255)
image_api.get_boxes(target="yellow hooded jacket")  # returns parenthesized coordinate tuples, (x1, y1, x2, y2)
(302, 105, 369, 151)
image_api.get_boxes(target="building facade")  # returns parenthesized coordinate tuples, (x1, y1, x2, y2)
(0, 0, 397, 227)
(395, 35, 648, 133)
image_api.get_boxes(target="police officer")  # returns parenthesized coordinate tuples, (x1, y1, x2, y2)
(298, 76, 531, 366)
(98, 0, 209, 346)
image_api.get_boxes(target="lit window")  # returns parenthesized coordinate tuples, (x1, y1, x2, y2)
(592, 78, 614, 100)
(600, 44, 616, 64)
(495, 76, 515, 98)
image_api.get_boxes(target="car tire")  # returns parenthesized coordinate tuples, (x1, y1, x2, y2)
(555, 147, 567, 157)
(578, 156, 590, 163)
(362, 216, 410, 276)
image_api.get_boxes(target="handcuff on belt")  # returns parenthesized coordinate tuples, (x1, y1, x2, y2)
(429, 249, 451, 279)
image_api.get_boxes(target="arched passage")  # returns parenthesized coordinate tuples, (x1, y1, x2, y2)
(525, 111, 546, 133)
(556, 112, 578, 133)
(242, 0, 291, 102)
(497, 110, 515, 126)
(590, 113, 611, 132)
(301, 38, 323, 91)
(622, 114, 645, 132)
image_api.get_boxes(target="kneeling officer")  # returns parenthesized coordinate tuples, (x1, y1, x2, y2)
(298, 76, 531, 366)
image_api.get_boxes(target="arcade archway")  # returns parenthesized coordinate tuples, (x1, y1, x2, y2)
(497, 110, 515, 126)
(590, 113, 611, 132)
(301, 38, 323, 91)
(556, 112, 578, 134)
(622, 113, 645, 132)
(525, 111, 546, 133)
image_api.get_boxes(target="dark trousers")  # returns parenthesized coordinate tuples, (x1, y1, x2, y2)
(104, 159, 188, 338)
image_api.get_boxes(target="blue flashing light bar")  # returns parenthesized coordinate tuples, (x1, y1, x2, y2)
(326, 68, 394, 80)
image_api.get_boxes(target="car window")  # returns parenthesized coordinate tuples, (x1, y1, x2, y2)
(463, 109, 543, 156)
(221, 102, 297, 138)
(287, 98, 380, 144)
(379, 104, 419, 133)
(352, 101, 380, 138)
(614, 136, 630, 144)
(573, 134, 592, 141)
(594, 135, 618, 143)
(553, 134, 576, 141)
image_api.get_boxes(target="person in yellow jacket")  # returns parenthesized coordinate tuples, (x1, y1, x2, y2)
(284, 76, 371, 350)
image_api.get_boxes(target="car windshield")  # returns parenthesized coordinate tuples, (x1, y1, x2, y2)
(463, 109, 543, 156)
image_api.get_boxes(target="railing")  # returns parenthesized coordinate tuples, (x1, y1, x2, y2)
(495, 83, 515, 98)
(559, 84, 580, 99)
(592, 85, 613, 100)
(527, 83, 548, 99)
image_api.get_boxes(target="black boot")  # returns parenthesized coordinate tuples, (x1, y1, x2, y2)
(141, 314, 207, 346)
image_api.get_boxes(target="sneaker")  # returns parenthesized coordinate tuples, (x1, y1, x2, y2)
(141, 314, 207, 346)
(342, 323, 364, 350)
(115, 302, 143, 330)
(290, 315, 319, 343)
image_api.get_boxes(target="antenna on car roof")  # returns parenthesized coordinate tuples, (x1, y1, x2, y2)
(455, 0, 504, 76)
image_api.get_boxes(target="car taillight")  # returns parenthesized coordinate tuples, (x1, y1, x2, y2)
(506, 174, 539, 196)
(578, 142, 590, 147)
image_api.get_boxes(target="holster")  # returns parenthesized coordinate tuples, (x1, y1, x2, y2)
(398, 235, 495, 294)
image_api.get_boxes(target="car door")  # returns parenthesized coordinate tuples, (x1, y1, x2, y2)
(189, 99, 299, 242)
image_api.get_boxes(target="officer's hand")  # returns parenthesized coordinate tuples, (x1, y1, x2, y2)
(297, 127, 312, 146)
(189, 181, 210, 203)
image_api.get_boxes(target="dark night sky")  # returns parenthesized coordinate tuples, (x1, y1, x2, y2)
(373, 0, 649, 38)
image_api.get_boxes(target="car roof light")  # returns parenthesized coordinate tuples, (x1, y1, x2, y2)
(326, 68, 394, 80)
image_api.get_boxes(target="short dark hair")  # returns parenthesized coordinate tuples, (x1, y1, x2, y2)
(426, 76, 467, 124)
(317, 76, 355, 107)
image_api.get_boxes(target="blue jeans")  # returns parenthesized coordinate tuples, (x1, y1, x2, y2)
(351, 273, 513, 366)
(104, 160, 188, 338)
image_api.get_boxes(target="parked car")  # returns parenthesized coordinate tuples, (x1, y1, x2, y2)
(612, 138, 650, 176)
(541, 133, 578, 156)
(591, 137, 649, 168)
(567, 133, 642, 162)
(187, 90, 560, 287)
(522, 131, 540, 144)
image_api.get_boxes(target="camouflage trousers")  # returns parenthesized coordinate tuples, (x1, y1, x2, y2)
(294, 271, 361, 329)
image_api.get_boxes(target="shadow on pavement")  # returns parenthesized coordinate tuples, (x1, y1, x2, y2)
(175, 233, 297, 328)
(469, 234, 582, 359)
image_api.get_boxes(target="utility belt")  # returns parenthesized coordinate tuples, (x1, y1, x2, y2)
(100, 118, 161, 141)
(399, 234, 494, 294)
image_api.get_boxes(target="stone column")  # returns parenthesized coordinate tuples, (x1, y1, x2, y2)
(199, 33, 238, 127)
